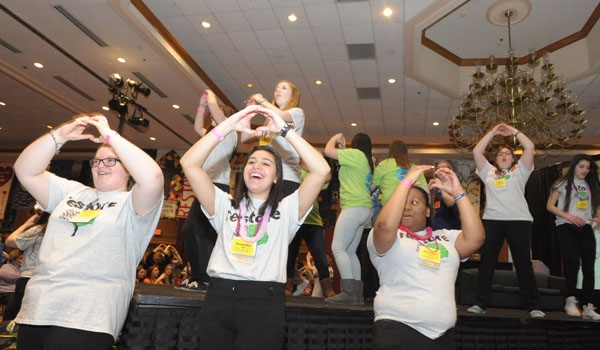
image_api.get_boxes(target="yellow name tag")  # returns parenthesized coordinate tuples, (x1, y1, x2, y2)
(493, 178, 507, 188)
(576, 200, 589, 209)
(418, 246, 441, 269)
(231, 237, 257, 257)
(70, 209, 101, 224)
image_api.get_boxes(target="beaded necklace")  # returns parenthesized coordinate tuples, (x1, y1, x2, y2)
(236, 197, 271, 243)
(399, 225, 439, 252)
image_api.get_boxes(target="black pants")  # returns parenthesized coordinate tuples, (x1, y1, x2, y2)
(3, 277, 28, 321)
(198, 277, 286, 350)
(17, 325, 114, 350)
(286, 223, 331, 279)
(373, 319, 455, 350)
(557, 223, 596, 304)
(475, 220, 541, 310)
(181, 183, 229, 283)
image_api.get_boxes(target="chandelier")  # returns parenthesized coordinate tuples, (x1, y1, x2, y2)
(448, 10, 587, 154)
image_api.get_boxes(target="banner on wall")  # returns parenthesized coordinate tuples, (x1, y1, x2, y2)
(0, 163, 15, 220)
(177, 177, 196, 219)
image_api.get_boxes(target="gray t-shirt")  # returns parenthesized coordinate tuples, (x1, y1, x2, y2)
(15, 174, 163, 340)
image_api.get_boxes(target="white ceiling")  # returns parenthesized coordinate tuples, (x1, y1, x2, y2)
(1, 0, 600, 167)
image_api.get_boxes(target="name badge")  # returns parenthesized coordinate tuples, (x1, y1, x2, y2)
(418, 246, 440, 269)
(493, 178, 507, 188)
(231, 236, 257, 257)
(576, 200, 589, 209)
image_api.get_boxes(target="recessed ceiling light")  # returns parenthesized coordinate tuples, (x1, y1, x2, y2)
(172, 104, 180, 109)
(288, 14, 297, 22)
(383, 8, 393, 17)
(433, 122, 440, 126)
(0, 102, 5, 106)
(388, 78, 396, 84)
(246, 83, 254, 88)
(350, 122, 357, 127)
(102, 106, 109, 111)
(33, 62, 43, 68)
(149, 136, 156, 141)
(46, 125, 53, 129)
(117, 57, 126, 63)
(202, 21, 211, 28)
(315, 80, 322, 85)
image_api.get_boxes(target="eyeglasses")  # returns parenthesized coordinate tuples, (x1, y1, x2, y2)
(497, 152, 512, 157)
(89, 158, 121, 168)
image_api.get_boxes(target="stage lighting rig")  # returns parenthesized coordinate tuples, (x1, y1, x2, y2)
(106, 73, 151, 133)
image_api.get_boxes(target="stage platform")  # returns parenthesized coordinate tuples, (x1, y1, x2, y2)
(116, 284, 600, 350)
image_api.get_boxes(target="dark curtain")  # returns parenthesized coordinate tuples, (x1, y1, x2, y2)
(525, 163, 561, 275)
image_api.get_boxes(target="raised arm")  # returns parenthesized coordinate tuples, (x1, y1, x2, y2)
(324, 133, 345, 160)
(86, 115, 164, 216)
(14, 115, 97, 208)
(503, 124, 535, 170)
(372, 165, 433, 254)
(181, 105, 257, 216)
(249, 93, 295, 124)
(433, 168, 485, 258)
(194, 90, 228, 137)
(473, 124, 500, 172)
(257, 109, 330, 220)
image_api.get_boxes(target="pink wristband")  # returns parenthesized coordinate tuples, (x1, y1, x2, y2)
(105, 130, 119, 145)
(400, 178, 412, 188)
(211, 128, 224, 141)
(566, 214, 572, 222)
(197, 108, 205, 114)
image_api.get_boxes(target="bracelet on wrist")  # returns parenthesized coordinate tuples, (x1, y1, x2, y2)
(197, 108, 205, 114)
(258, 98, 267, 105)
(514, 131, 521, 138)
(454, 192, 467, 202)
(211, 128, 224, 141)
(566, 214, 572, 222)
(49, 130, 62, 155)
(279, 123, 292, 138)
(105, 130, 119, 145)
(400, 178, 412, 188)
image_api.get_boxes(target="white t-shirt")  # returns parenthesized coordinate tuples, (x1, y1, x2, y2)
(15, 174, 163, 341)
(476, 159, 533, 222)
(204, 131, 237, 186)
(12, 225, 44, 278)
(270, 107, 305, 184)
(552, 178, 593, 226)
(367, 228, 462, 339)
(203, 187, 309, 282)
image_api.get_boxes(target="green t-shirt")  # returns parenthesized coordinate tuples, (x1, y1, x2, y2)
(301, 169, 329, 226)
(372, 158, 427, 206)
(338, 149, 373, 209)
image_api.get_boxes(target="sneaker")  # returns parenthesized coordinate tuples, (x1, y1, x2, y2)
(467, 305, 486, 314)
(530, 310, 545, 318)
(582, 303, 600, 321)
(175, 278, 190, 290)
(565, 296, 582, 316)
(183, 281, 208, 292)
(292, 279, 309, 297)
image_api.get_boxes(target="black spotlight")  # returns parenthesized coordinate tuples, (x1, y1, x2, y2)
(108, 73, 124, 90)
(107, 98, 128, 116)
(126, 79, 151, 97)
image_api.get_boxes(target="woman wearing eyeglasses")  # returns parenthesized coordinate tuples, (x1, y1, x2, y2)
(13, 114, 164, 350)
(467, 122, 544, 318)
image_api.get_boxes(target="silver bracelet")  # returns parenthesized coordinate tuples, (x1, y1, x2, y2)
(49, 130, 62, 155)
